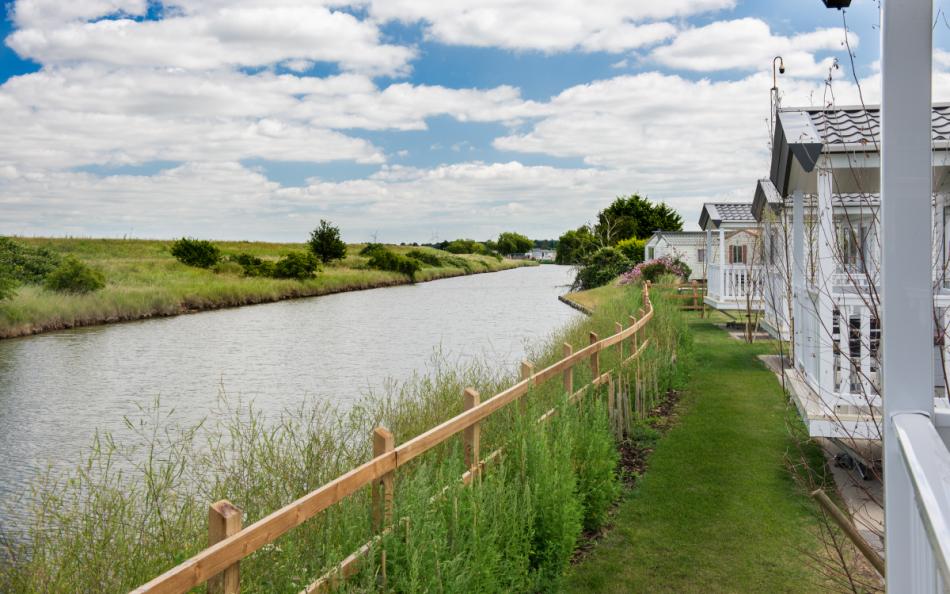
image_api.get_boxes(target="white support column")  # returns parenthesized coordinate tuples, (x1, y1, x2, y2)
(719, 228, 726, 298)
(817, 168, 836, 400)
(793, 190, 805, 370)
(706, 228, 712, 283)
(881, 0, 934, 590)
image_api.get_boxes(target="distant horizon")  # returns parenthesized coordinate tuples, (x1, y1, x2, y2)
(2, 0, 947, 241)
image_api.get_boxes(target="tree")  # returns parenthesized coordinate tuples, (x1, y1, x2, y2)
(496, 232, 533, 256)
(572, 247, 631, 290)
(555, 226, 596, 265)
(594, 194, 683, 244)
(308, 220, 347, 264)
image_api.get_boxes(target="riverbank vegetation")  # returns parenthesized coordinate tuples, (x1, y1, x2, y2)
(557, 195, 688, 290)
(0, 237, 535, 339)
(0, 280, 689, 593)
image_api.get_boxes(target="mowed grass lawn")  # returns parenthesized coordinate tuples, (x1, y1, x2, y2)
(565, 313, 830, 593)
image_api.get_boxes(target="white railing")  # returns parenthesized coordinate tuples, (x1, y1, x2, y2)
(893, 412, 950, 588)
(707, 264, 765, 303)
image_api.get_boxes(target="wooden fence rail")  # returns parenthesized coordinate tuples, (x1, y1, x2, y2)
(130, 284, 658, 594)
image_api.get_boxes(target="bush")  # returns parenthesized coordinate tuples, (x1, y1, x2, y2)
(227, 253, 275, 277)
(615, 237, 647, 264)
(359, 243, 386, 257)
(170, 238, 220, 268)
(273, 252, 320, 280)
(572, 247, 631, 290)
(367, 249, 421, 281)
(0, 237, 62, 283)
(444, 239, 488, 255)
(618, 255, 691, 285)
(212, 261, 245, 276)
(405, 249, 442, 267)
(43, 256, 106, 294)
(308, 220, 347, 264)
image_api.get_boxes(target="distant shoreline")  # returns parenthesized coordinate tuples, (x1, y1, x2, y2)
(0, 238, 538, 339)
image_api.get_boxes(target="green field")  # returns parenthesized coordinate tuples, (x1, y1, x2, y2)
(0, 238, 535, 338)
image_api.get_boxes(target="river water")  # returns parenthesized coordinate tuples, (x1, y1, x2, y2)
(0, 265, 580, 527)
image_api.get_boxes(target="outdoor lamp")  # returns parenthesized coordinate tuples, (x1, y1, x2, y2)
(821, 0, 852, 8)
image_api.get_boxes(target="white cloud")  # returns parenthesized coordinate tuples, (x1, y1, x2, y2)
(8, 2, 414, 76)
(651, 18, 856, 77)
(365, 0, 734, 52)
(0, 160, 621, 241)
(0, 65, 542, 168)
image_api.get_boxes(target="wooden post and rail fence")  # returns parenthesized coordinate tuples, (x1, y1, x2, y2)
(130, 283, 662, 594)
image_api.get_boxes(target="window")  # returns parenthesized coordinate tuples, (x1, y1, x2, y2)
(836, 217, 872, 272)
(728, 244, 747, 264)
(697, 248, 705, 263)
(647, 247, 655, 260)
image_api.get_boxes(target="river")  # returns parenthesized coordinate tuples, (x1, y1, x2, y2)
(0, 265, 580, 528)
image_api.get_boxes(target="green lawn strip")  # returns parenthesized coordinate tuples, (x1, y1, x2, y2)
(565, 317, 828, 593)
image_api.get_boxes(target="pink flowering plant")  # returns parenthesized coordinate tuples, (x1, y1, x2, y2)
(618, 255, 691, 285)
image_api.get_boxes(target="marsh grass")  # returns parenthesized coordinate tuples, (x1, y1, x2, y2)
(0, 239, 534, 338)
(0, 282, 688, 593)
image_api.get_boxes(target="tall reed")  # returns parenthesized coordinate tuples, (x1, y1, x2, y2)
(0, 282, 689, 593)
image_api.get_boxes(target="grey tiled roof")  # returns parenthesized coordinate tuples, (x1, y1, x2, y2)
(784, 104, 950, 148)
(699, 202, 756, 230)
(707, 202, 756, 222)
(652, 231, 706, 247)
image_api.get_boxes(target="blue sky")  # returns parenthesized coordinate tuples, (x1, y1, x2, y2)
(1, 0, 947, 241)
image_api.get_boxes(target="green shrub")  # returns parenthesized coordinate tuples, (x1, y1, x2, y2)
(367, 249, 421, 281)
(496, 232, 533, 256)
(170, 238, 220, 268)
(227, 253, 274, 277)
(308, 220, 347, 263)
(0, 237, 62, 283)
(405, 249, 442, 267)
(572, 247, 631, 290)
(444, 239, 488, 255)
(359, 243, 386, 257)
(43, 256, 106, 294)
(273, 252, 320, 280)
(616, 237, 647, 263)
(212, 261, 245, 276)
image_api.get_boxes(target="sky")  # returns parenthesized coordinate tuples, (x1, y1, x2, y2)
(1, 0, 950, 243)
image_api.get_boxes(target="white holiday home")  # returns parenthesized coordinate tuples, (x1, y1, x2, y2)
(699, 202, 764, 311)
(643, 231, 706, 281)
(764, 103, 950, 439)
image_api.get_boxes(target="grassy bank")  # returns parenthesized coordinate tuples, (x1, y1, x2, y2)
(565, 311, 831, 593)
(0, 281, 688, 593)
(0, 238, 535, 339)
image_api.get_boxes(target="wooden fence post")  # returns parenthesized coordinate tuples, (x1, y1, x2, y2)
(463, 388, 480, 475)
(615, 321, 624, 361)
(563, 343, 574, 394)
(520, 361, 534, 414)
(630, 314, 639, 352)
(208, 500, 242, 594)
(372, 427, 395, 533)
(607, 373, 616, 436)
(589, 332, 599, 379)
(691, 280, 698, 311)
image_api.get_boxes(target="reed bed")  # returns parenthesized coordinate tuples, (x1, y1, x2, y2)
(0, 281, 689, 593)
